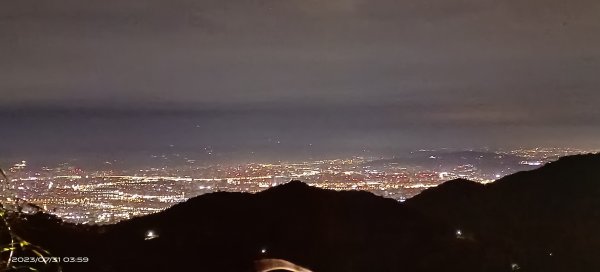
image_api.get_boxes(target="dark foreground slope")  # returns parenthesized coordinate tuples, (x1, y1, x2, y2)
(7, 153, 600, 272)
(405, 153, 600, 271)
(11, 182, 469, 272)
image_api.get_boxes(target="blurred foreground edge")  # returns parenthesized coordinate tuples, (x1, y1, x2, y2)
(255, 258, 313, 272)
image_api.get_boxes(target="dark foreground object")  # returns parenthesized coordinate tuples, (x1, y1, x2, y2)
(7, 154, 600, 272)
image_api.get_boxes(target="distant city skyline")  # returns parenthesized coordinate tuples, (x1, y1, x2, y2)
(4, 147, 593, 224)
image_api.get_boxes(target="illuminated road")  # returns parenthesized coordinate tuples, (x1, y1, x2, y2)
(255, 259, 313, 272)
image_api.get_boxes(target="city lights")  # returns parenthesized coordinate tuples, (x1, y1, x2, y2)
(2, 147, 595, 224)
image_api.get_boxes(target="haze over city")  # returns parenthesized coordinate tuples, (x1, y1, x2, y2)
(2, 0, 600, 164)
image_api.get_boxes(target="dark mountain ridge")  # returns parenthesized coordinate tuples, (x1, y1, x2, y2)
(4, 153, 600, 272)
(406, 153, 600, 271)
(364, 150, 536, 174)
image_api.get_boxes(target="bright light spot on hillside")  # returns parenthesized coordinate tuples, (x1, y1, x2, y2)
(145, 230, 159, 240)
(455, 229, 465, 239)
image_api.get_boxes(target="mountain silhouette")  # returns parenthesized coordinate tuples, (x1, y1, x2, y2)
(6, 154, 600, 272)
(405, 153, 600, 272)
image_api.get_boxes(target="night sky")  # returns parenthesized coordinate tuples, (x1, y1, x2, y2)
(1, 0, 600, 163)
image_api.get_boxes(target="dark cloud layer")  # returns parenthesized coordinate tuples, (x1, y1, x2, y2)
(1, 0, 599, 157)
